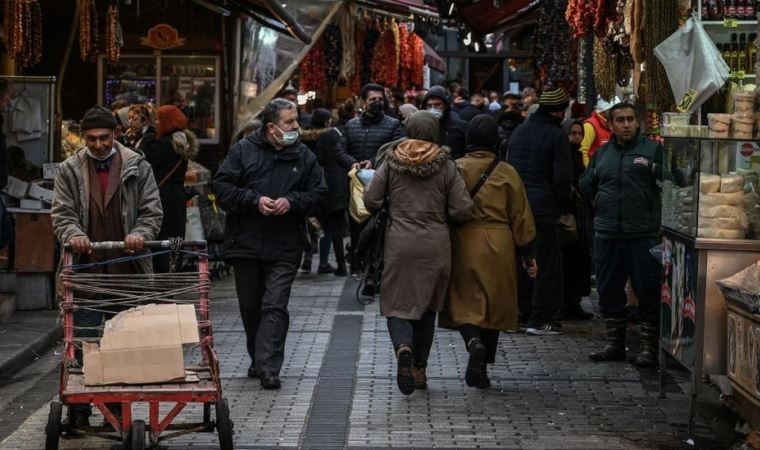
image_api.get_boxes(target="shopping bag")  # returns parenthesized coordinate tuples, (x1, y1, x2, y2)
(348, 168, 373, 224)
(654, 17, 730, 113)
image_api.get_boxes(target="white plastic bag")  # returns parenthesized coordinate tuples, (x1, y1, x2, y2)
(654, 17, 730, 113)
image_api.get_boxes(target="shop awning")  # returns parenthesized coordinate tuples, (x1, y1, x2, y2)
(453, 0, 541, 36)
(423, 41, 446, 73)
(356, 0, 438, 18)
(197, 0, 319, 43)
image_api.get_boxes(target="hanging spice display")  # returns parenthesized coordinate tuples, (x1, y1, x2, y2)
(641, 0, 678, 110)
(79, 0, 100, 62)
(350, 15, 369, 94)
(338, 7, 356, 83)
(360, 19, 381, 86)
(323, 24, 342, 84)
(577, 35, 595, 104)
(533, 0, 574, 89)
(593, 37, 617, 101)
(372, 21, 400, 87)
(2, 0, 43, 68)
(105, 4, 123, 65)
(398, 23, 413, 89)
(410, 31, 424, 88)
(565, 0, 609, 38)
(300, 37, 327, 92)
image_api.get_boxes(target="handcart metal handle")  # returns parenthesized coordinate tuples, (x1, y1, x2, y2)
(63, 240, 207, 251)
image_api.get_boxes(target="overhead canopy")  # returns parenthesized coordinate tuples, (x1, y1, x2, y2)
(453, 0, 540, 36)
(423, 41, 446, 73)
(355, 0, 438, 18)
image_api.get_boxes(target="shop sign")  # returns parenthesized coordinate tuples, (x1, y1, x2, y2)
(727, 308, 760, 400)
(140, 24, 186, 50)
(661, 236, 697, 367)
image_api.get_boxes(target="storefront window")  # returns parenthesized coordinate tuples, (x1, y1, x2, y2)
(161, 56, 218, 141)
(99, 54, 220, 144)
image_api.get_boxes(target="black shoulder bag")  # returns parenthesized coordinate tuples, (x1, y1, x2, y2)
(354, 169, 391, 304)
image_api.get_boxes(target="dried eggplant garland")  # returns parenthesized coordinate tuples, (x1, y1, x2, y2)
(533, 0, 574, 89)
(641, 0, 678, 110)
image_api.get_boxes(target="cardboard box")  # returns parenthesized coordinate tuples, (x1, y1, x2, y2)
(83, 303, 199, 386)
(13, 213, 54, 272)
(27, 183, 53, 203)
(83, 342, 186, 386)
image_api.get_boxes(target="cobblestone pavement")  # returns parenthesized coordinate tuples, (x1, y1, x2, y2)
(0, 269, 738, 449)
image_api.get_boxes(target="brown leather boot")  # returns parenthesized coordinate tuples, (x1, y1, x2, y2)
(412, 364, 427, 390)
(395, 345, 414, 395)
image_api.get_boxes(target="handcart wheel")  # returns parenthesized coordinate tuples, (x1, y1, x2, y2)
(44, 401, 62, 450)
(203, 403, 212, 429)
(129, 420, 146, 450)
(216, 398, 234, 450)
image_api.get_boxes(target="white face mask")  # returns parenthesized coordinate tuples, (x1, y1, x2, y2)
(274, 124, 299, 146)
(87, 147, 117, 161)
(427, 108, 443, 119)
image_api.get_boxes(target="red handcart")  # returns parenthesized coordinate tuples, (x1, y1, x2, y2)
(45, 240, 233, 450)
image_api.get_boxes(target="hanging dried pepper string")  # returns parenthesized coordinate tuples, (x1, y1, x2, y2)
(641, 0, 678, 110)
(105, 5, 121, 64)
(534, 0, 574, 89)
(79, 0, 92, 61)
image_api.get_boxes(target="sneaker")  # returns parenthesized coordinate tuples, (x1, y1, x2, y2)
(526, 323, 563, 336)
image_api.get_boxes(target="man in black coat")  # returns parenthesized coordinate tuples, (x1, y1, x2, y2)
(213, 98, 327, 389)
(507, 88, 573, 336)
(335, 83, 404, 275)
(422, 85, 467, 159)
(452, 87, 482, 123)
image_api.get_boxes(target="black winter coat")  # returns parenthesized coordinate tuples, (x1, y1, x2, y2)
(454, 101, 481, 122)
(439, 113, 467, 160)
(145, 134, 189, 241)
(336, 113, 404, 169)
(314, 127, 349, 213)
(507, 112, 572, 222)
(496, 111, 524, 160)
(213, 130, 327, 263)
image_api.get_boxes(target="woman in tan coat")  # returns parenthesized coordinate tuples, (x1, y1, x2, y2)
(440, 114, 537, 388)
(365, 111, 473, 395)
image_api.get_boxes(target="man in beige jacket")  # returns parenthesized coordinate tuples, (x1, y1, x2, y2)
(51, 106, 162, 428)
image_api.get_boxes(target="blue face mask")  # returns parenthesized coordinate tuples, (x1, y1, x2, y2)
(427, 108, 443, 119)
(274, 125, 299, 146)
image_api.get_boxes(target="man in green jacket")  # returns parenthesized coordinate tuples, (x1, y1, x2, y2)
(579, 103, 666, 367)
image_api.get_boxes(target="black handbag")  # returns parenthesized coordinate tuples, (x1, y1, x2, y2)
(354, 169, 391, 304)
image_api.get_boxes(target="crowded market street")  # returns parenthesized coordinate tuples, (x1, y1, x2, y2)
(0, 271, 737, 450)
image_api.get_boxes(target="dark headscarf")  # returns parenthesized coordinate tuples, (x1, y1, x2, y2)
(561, 118, 584, 137)
(466, 114, 499, 153)
(405, 110, 439, 144)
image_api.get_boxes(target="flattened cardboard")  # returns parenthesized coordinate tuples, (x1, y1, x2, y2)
(83, 343, 185, 385)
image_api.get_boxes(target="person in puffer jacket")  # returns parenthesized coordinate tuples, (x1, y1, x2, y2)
(146, 105, 199, 273)
(335, 83, 404, 275)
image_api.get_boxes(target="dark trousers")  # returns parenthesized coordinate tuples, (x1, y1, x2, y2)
(518, 222, 563, 326)
(459, 324, 500, 364)
(562, 238, 592, 314)
(319, 210, 347, 268)
(348, 217, 367, 270)
(594, 237, 660, 323)
(232, 258, 298, 375)
(386, 311, 436, 367)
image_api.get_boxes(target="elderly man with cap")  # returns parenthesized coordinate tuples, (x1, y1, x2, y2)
(51, 106, 163, 428)
(507, 88, 573, 336)
(580, 96, 620, 166)
(421, 85, 467, 159)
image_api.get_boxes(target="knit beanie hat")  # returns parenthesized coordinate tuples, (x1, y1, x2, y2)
(81, 106, 118, 131)
(466, 114, 499, 152)
(157, 105, 188, 137)
(538, 88, 570, 113)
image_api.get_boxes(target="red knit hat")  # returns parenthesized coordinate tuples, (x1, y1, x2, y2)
(157, 105, 188, 136)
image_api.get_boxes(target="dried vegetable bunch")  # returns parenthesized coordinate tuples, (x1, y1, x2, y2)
(323, 24, 342, 85)
(372, 20, 400, 87)
(565, 0, 608, 38)
(299, 37, 327, 92)
(534, 0, 574, 89)
(2, 0, 43, 68)
(595, 0, 633, 97)
(79, 0, 99, 62)
(105, 4, 123, 65)
(641, 0, 678, 110)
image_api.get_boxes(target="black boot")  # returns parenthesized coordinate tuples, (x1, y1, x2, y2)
(465, 338, 487, 387)
(633, 321, 659, 367)
(589, 318, 627, 362)
(396, 345, 415, 395)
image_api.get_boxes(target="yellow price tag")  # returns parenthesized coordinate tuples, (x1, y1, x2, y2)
(677, 89, 698, 113)
(737, 70, 747, 79)
(724, 18, 739, 27)
(208, 193, 219, 215)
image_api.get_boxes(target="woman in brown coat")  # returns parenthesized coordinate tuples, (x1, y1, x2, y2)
(440, 114, 537, 388)
(364, 111, 473, 395)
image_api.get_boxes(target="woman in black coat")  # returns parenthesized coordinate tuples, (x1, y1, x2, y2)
(312, 108, 349, 276)
(147, 105, 199, 273)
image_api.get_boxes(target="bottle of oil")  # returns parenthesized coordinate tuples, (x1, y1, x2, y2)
(739, 33, 747, 73)
(748, 33, 758, 73)
(731, 33, 739, 72)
